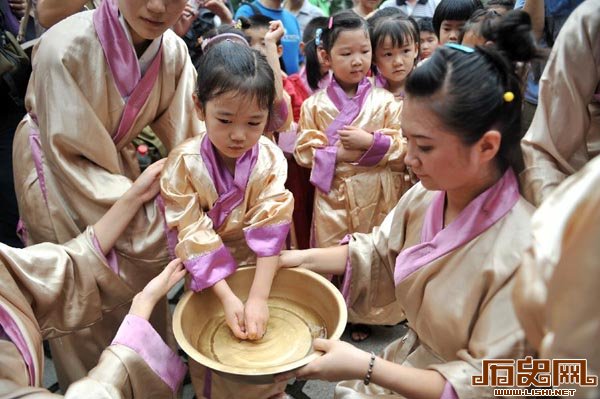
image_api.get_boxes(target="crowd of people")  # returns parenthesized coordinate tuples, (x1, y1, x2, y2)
(0, 0, 598, 398)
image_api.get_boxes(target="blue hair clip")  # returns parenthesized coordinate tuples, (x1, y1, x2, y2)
(315, 28, 323, 47)
(444, 43, 475, 53)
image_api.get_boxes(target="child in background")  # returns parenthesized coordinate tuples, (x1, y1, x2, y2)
(417, 17, 439, 60)
(370, 15, 419, 101)
(432, 0, 482, 44)
(161, 41, 293, 399)
(485, 0, 515, 15)
(352, 0, 382, 18)
(295, 11, 405, 249)
(460, 9, 501, 47)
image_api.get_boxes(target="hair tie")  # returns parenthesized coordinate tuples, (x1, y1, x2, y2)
(315, 28, 323, 47)
(233, 19, 243, 30)
(503, 91, 515, 102)
(328, 16, 333, 29)
(201, 32, 249, 51)
(444, 43, 475, 53)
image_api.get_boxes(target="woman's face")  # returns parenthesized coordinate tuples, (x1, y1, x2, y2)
(402, 97, 484, 192)
(119, 0, 187, 46)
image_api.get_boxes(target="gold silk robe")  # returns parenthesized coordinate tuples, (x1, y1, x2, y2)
(336, 183, 534, 398)
(161, 133, 294, 399)
(295, 85, 405, 248)
(513, 155, 600, 398)
(0, 228, 185, 398)
(520, 0, 600, 207)
(11, 7, 200, 389)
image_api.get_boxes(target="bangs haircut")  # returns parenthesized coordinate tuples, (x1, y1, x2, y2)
(321, 10, 369, 53)
(433, 0, 483, 37)
(371, 15, 419, 52)
(195, 41, 275, 113)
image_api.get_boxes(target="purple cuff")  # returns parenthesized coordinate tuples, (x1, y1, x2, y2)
(266, 98, 289, 132)
(357, 132, 391, 167)
(339, 234, 353, 305)
(310, 146, 337, 193)
(440, 381, 459, 399)
(243, 222, 291, 257)
(184, 244, 237, 292)
(112, 314, 187, 393)
(91, 230, 119, 274)
(277, 125, 298, 156)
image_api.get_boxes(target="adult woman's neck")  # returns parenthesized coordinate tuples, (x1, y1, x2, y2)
(444, 164, 503, 227)
(259, 0, 283, 9)
(125, 20, 152, 57)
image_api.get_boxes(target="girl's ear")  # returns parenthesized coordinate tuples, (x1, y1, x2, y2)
(193, 93, 205, 121)
(318, 48, 331, 68)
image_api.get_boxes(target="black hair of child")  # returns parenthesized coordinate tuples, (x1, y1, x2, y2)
(321, 10, 370, 54)
(416, 17, 435, 34)
(432, 0, 483, 38)
(369, 15, 420, 73)
(195, 41, 275, 116)
(303, 16, 329, 90)
(406, 10, 543, 173)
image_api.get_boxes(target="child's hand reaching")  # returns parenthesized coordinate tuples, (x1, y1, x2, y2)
(223, 294, 248, 340)
(127, 158, 167, 205)
(265, 20, 285, 45)
(244, 297, 269, 340)
(338, 126, 374, 151)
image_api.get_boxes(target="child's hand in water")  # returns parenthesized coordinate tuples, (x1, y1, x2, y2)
(244, 297, 269, 340)
(265, 20, 285, 45)
(338, 126, 374, 151)
(223, 295, 248, 339)
(127, 158, 167, 204)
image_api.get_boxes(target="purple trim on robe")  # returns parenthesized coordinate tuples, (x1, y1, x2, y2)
(440, 381, 459, 399)
(356, 132, 391, 167)
(91, 230, 120, 274)
(394, 169, 520, 284)
(28, 125, 48, 206)
(16, 218, 28, 246)
(265, 98, 290, 133)
(0, 323, 8, 340)
(184, 244, 238, 292)
(155, 194, 178, 260)
(276, 123, 298, 156)
(324, 77, 372, 143)
(112, 314, 187, 393)
(0, 303, 35, 384)
(310, 146, 338, 193)
(93, 0, 164, 145)
(203, 368, 213, 399)
(243, 222, 291, 257)
(338, 234, 353, 304)
(201, 135, 259, 230)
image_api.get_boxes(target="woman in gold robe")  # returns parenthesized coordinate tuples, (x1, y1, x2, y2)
(11, 0, 200, 389)
(277, 13, 541, 398)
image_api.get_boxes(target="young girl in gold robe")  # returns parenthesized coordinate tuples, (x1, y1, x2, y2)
(11, 0, 200, 388)
(1, 161, 189, 398)
(278, 11, 542, 399)
(160, 40, 293, 399)
(294, 11, 405, 250)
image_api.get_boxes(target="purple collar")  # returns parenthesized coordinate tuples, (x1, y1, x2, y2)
(394, 168, 521, 284)
(324, 76, 372, 142)
(201, 135, 259, 229)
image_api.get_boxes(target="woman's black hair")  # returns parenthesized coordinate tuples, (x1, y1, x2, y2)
(417, 17, 435, 34)
(432, 0, 483, 38)
(303, 16, 328, 90)
(405, 10, 544, 172)
(195, 41, 275, 115)
(370, 15, 419, 58)
(321, 10, 370, 54)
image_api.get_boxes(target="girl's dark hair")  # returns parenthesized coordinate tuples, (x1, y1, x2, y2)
(432, 0, 483, 38)
(460, 8, 501, 42)
(405, 10, 543, 172)
(370, 15, 419, 58)
(195, 41, 275, 114)
(321, 10, 370, 54)
(417, 17, 435, 34)
(367, 7, 407, 26)
(485, 0, 515, 12)
(303, 16, 328, 90)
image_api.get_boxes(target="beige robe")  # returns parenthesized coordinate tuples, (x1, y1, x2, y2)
(161, 134, 294, 399)
(11, 10, 200, 389)
(520, 0, 600, 207)
(295, 86, 406, 248)
(513, 155, 600, 399)
(336, 184, 535, 398)
(0, 228, 180, 398)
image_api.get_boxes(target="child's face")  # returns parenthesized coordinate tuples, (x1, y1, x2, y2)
(439, 20, 465, 44)
(245, 27, 269, 55)
(375, 36, 418, 86)
(419, 31, 439, 60)
(322, 29, 371, 91)
(196, 91, 269, 161)
(119, 0, 187, 46)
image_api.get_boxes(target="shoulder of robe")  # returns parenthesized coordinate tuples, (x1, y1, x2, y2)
(168, 134, 205, 160)
(370, 86, 396, 103)
(258, 135, 286, 166)
(161, 29, 192, 70)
